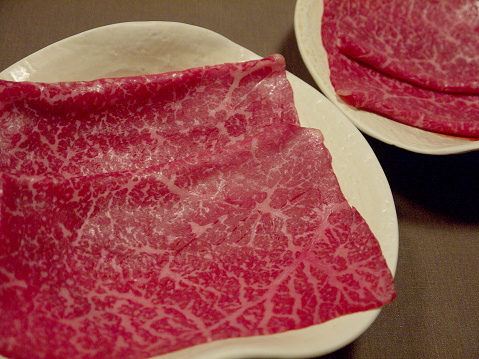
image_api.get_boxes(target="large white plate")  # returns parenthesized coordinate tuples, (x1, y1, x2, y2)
(294, 0, 479, 155)
(0, 22, 398, 359)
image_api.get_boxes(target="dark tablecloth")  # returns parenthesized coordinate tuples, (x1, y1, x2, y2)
(1, 1, 477, 358)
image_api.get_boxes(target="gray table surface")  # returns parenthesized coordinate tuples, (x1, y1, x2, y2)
(1, 1, 478, 358)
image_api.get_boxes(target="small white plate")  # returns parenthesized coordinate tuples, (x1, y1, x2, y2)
(0, 21, 398, 359)
(294, 0, 479, 155)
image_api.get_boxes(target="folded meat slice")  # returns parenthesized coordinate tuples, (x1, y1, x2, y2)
(0, 123, 395, 359)
(336, 0, 479, 94)
(0, 54, 298, 178)
(322, 0, 479, 138)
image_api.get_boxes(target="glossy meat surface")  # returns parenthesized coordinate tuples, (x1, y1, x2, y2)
(322, 0, 479, 137)
(336, 0, 479, 94)
(0, 55, 395, 359)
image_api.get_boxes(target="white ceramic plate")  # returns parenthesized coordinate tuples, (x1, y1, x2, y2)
(0, 22, 398, 359)
(294, 0, 479, 155)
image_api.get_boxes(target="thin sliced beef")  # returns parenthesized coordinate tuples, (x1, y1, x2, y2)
(322, 0, 479, 138)
(0, 123, 395, 359)
(0, 54, 298, 178)
(0, 54, 395, 359)
(336, 0, 479, 94)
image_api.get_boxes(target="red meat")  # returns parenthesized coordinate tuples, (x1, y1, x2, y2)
(0, 54, 298, 177)
(336, 0, 479, 94)
(0, 54, 395, 359)
(0, 123, 395, 359)
(322, 0, 479, 137)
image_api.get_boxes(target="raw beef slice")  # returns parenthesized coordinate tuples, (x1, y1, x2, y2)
(0, 54, 298, 178)
(322, 0, 479, 137)
(0, 123, 396, 359)
(336, 0, 479, 94)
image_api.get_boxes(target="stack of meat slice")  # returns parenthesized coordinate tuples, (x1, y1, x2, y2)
(0, 54, 395, 359)
(322, 0, 479, 138)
